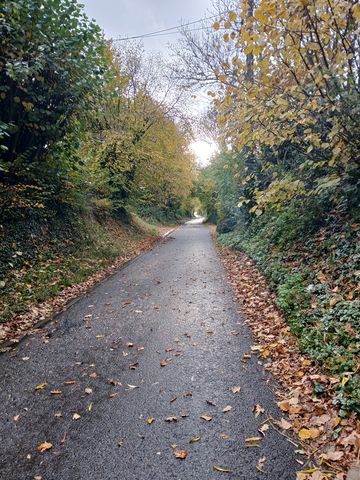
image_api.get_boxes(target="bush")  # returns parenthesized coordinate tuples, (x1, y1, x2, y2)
(0, 0, 105, 186)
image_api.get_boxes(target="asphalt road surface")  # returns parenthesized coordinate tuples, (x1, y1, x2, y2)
(0, 219, 300, 479)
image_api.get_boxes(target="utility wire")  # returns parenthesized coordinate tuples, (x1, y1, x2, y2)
(114, 11, 227, 42)
(114, 26, 212, 42)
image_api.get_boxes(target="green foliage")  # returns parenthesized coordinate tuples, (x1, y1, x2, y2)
(0, 1, 195, 335)
(0, 1, 194, 250)
(0, 0, 106, 187)
(217, 196, 360, 414)
(0, 205, 158, 322)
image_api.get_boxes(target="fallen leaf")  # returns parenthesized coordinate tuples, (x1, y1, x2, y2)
(165, 416, 178, 422)
(245, 437, 262, 442)
(35, 383, 47, 391)
(254, 404, 265, 417)
(110, 379, 121, 386)
(206, 400, 216, 406)
(223, 405, 232, 413)
(298, 428, 320, 440)
(64, 380, 77, 385)
(251, 345, 262, 352)
(231, 386, 241, 393)
(37, 442, 53, 452)
(72, 413, 81, 420)
(147, 417, 155, 424)
(320, 450, 344, 461)
(278, 400, 289, 411)
(200, 415, 212, 421)
(174, 450, 188, 459)
(50, 390, 62, 395)
(84, 388, 93, 395)
(160, 358, 172, 367)
(333, 417, 341, 428)
(190, 437, 201, 443)
(289, 405, 302, 414)
(126, 384, 138, 390)
(259, 423, 269, 433)
(245, 444, 261, 448)
(109, 392, 118, 398)
(180, 412, 189, 417)
(127, 342, 134, 348)
(277, 418, 292, 430)
(13, 415, 20, 421)
(213, 466, 232, 473)
(256, 456, 266, 472)
(89, 372, 97, 378)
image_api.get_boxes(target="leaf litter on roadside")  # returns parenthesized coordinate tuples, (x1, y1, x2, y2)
(217, 244, 360, 476)
(0, 238, 159, 345)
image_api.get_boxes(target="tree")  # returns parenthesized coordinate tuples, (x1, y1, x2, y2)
(0, 0, 105, 186)
(212, 0, 360, 214)
(82, 43, 195, 218)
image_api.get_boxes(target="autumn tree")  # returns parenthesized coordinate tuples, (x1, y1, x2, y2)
(82, 43, 195, 219)
(212, 0, 360, 214)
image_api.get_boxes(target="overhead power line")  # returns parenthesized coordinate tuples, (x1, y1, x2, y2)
(113, 11, 227, 42)
(114, 26, 212, 42)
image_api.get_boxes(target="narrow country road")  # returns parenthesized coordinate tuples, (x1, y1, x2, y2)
(0, 220, 299, 479)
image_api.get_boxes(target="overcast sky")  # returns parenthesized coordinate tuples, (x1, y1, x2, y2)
(81, 0, 213, 54)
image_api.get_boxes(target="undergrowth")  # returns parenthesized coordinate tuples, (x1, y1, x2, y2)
(0, 206, 159, 324)
(218, 200, 360, 415)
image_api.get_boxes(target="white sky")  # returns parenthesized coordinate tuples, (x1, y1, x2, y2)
(191, 140, 218, 167)
(80, 0, 217, 166)
(81, 0, 213, 51)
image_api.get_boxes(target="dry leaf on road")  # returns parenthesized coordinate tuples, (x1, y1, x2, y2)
(231, 386, 241, 393)
(35, 383, 46, 391)
(200, 415, 212, 421)
(37, 442, 53, 452)
(254, 404, 265, 417)
(165, 416, 177, 422)
(213, 466, 232, 473)
(174, 450, 188, 459)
